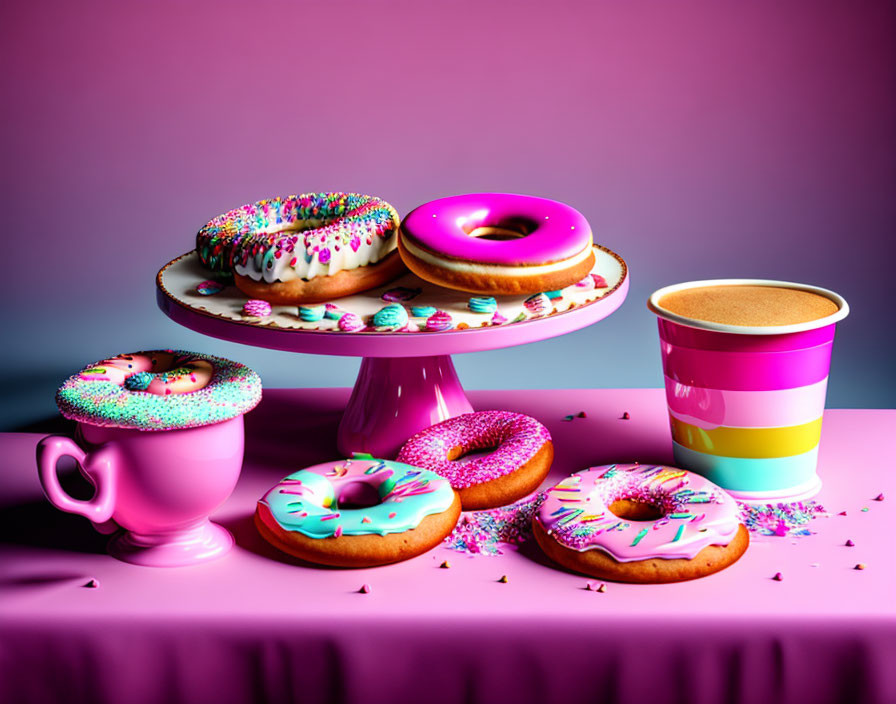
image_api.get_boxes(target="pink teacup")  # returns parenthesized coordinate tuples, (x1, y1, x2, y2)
(37, 349, 261, 567)
(37, 416, 244, 567)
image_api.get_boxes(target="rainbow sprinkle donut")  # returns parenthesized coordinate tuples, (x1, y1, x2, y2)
(534, 464, 749, 583)
(196, 192, 404, 304)
(56, 350, 262, 431)
(255, 457, 461, 567)
(396, 411, 554, 511)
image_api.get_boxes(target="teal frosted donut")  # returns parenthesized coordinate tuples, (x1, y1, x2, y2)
(255, 457, 461, 567)
(55, 350, 262, 431)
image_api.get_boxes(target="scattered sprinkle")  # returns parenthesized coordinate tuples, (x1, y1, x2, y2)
(845, 539, 855, 547)
(440, 560, 451, 569)
(84, 579, 99, 589)
(855, 563, 866, 571)
(621, 412, 630, 420)
(838, 511, 848, 516)
(773, 572, 783, 581)
(359, 584, 371, 593)
(562, 415, 575, 422)
(585, 582, 593, 591)
(861, 507, 869, 512)
(596, 583, 607, 593)
(498, 575, 509, 583)
(577, 411, 587, 418)
(874, 493, 884, 501)
(444, 493, 546, 555)
(738, 500, 827, 538)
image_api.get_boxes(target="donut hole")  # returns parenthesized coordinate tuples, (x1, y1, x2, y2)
(336, 481, 382, 510)
(608, 498, 665, 522)
(463, 217, 537, 241)
(446, 445, 500, 465)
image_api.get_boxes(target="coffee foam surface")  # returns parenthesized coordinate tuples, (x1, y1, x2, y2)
(657, 285, 840, 327)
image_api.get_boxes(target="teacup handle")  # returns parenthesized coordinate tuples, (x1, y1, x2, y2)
(37, 435, 116, 524)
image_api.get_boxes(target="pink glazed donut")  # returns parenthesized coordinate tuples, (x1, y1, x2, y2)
(396, 410, 554, 510)
(398, 193, 596, 295)
(533, 464, 749, 583)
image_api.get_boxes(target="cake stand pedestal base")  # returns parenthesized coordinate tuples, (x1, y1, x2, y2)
(337, 355, 473, 459)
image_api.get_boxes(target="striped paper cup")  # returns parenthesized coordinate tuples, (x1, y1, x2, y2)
(648, 280, 848, 503)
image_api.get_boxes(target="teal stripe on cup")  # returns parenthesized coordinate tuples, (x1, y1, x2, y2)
(671, 440, 819, 493)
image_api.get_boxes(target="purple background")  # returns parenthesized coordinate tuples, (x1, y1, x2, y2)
(2, 0, 894, 428)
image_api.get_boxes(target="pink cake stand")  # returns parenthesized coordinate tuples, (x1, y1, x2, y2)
(156, 249, 629, 458)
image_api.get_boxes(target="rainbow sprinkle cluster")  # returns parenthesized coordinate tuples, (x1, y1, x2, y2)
(56, 350, 262, 431)
(444, 493, 547, 555)
(196, 193, 399, 274)
(738, 500, 827, 537)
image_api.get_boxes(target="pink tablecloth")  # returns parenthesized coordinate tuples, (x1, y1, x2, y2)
(1, 389, 894, 704)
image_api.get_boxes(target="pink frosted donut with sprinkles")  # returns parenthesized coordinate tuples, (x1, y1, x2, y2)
(196, 192, 405, 304)
(398, 193, 595, 295)
(533, 464, 749, 583)
(396, 410, 554, 510)
(55, 350, 262, 431)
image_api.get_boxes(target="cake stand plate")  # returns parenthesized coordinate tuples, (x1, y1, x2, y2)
(157, 246, 629, 457)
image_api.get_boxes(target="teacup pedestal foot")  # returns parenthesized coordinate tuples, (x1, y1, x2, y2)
(107, 519, 234, 567)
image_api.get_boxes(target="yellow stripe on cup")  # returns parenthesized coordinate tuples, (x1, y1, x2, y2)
(669, 415, 823, 459)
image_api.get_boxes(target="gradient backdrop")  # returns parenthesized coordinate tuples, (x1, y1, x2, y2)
(2, 0, 894, 429)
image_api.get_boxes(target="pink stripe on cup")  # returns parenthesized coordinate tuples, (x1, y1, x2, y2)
(658, 319, 836, 352)
(660, 341, 833, 391)
(665, 376, 828, 429)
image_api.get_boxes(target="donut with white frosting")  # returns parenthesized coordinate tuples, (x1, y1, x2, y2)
(197, 192, 404, 304)
(398, 193, 596, 295)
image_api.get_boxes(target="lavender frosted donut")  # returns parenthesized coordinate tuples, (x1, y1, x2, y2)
(398, 193, 596, 295)
(396, 411, 554, 510)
